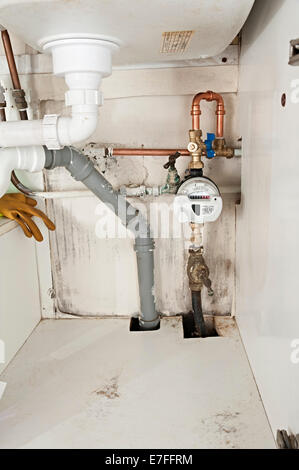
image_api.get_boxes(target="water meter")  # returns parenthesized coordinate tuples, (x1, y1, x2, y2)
(174, 176, 222, 224)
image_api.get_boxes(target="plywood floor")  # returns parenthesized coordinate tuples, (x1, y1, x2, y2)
(0, 317, 275, 449)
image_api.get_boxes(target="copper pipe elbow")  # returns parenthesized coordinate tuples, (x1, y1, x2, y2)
(191, 90, 225, 137)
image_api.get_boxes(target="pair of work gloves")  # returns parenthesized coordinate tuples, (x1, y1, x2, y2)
(0, 193, 55, 242)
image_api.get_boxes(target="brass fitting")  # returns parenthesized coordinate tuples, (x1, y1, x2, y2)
(188, 129, 205, 169)
(188, 132, 234, 167)
(162, 152, 181, 194)
(213, 138, 234, 159)
(190, 222, 202, 248)
(12, 89, 27, 111)
(187, 248, 214, 295)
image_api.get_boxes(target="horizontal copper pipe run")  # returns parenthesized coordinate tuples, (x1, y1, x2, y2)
(112, 148, 190, 156)
(111, 148, 233, 158)
(191, 90, 225, 138)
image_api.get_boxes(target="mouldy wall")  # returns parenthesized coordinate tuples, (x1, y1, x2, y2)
(42, 89, 240, 317)
(0, 36, 241, 317)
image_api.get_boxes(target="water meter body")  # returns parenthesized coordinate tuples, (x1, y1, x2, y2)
(174, 176, 222, 224)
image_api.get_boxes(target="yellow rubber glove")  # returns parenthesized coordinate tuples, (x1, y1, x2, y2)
(0, 193, 55, 242)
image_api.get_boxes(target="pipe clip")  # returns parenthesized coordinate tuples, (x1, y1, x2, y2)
(134, 238, 155, 252)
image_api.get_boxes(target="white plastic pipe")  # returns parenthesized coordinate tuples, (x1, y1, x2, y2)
(56, 106, 99, 147)
(0, 120, 44, 147)
(0, 108, 99, 148)
(0, 146, 45, 197)
(0, 37, 119, 149)
(34, 190, 92, 199)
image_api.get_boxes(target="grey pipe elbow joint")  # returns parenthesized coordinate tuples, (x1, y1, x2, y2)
(44, 146, 160, 330)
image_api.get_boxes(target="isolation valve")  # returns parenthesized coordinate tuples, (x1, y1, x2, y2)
(204, 133, 216, 159)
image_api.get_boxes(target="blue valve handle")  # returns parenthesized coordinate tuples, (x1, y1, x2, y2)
(204, 133, 216, 159)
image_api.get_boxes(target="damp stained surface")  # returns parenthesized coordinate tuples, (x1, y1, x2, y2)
(129, 316, 160, 331)
(0, 317, 275, 449)
(182, 312, 219, 338)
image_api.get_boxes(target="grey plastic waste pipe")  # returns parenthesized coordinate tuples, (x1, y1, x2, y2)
(44, 146, 159, 330)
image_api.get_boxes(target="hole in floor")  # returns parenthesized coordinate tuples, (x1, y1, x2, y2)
(182, 312, 219, 339)
(129, 317, 161, 332)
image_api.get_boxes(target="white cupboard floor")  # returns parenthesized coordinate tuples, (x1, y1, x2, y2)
(0, 316, 275, 449)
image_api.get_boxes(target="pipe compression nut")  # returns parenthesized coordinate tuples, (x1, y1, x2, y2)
(65, 89, 103, 107)
(12, 89, 27, 111)
(43, 114, 62, 150)
(134, 237, 155, 252)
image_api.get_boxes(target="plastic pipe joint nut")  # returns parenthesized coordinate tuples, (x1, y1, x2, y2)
(204, 133, 216, 159)
(65, 89, 103, 107)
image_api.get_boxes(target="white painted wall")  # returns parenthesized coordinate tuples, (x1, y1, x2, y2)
(0, 222, 41, 374)
(237, 0, 299, 436)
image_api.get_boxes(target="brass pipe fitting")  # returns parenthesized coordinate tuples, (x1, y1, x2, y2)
(190, 222, 202, 248)
(162, 152, 181, 193)
(188, 129, 205, 169)
(213, 138, 234, 159)
(187, 248, 214, 296)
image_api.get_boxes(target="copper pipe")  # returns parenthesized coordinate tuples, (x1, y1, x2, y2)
(1, 30, 28, 121)
(112, 148, 190, 156)
(1, 30, 22, 89)
(111, 148, 232, 158)
(1, 30, 34, 195)
(191, 90, 225, 138)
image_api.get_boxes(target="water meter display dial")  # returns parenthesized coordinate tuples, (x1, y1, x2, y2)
(174, 176, 222, 223)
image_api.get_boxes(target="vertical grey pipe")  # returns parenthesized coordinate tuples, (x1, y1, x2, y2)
(134, 237, 156, 329)
(44, 146, 159, 330)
